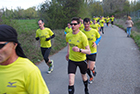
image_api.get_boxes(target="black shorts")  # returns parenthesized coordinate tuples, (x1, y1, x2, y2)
(100, 27, 104, 31)
(111, 21, 114, 25)
(86, 54, 97, 61)
(68, 60, 87, 74)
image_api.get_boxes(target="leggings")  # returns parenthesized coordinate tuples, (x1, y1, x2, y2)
(41, 47, 51, 63)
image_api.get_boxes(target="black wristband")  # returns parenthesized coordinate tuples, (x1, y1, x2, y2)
(79, 49, 82, 52)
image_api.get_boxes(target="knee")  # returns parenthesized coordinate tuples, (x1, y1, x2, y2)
(44, 56, 49, 63)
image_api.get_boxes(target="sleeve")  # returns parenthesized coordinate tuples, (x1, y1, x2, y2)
(95, 31, 101, 45)
(26, 67, 50, 94)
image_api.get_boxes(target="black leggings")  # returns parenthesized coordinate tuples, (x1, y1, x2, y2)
(41, 47, 51, 63)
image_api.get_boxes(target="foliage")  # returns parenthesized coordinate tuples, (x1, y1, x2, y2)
(88, 2, 103, 17)
(39, 0, 91, 29)
(0, 6, 38, 19)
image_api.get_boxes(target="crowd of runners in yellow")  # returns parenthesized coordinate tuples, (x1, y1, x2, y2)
(64, 16, 115, 94)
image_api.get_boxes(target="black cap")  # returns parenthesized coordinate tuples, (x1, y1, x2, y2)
(0, 24, 27, 58)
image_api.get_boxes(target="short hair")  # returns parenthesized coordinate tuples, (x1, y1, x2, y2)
(38, 19, 44, 23)
(128, 16, 131, 20)
(83, 18, 90, 23)
(71, 17, 80, 24)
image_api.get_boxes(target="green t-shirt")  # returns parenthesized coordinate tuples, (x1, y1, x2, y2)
(0, 57, 50, 94)
(66, 31, 89, 61)
(82, 28, 100, 53)
(36, 28, 54, 48)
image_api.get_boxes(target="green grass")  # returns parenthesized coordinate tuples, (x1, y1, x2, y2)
(15, 19, 67, 64)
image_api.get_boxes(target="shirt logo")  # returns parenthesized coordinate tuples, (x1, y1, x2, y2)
(77, 40, 79, 43)
(7, 82, 17, 87)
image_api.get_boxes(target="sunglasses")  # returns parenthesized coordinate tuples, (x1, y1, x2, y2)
(70, 23, 79, 26)
(0, 42, 9, 49)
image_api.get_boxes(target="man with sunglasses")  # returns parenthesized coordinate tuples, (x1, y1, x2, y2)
(0, 25, 50, 94)
(36, 19, 55, 74)
(82, 18, 101, 84)
(66, 17, 91, 94)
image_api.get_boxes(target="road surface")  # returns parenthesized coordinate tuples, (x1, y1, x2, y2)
(37, 25, 140, 94)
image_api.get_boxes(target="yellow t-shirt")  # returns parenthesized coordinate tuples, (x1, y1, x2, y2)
(99, 19, 105, 27)
(90, 24, 98, 30)
(82, 28, 100, 53)
(36, 28, 54, 48)
(64, 27, 72, 34)
(66, 31, 89, 61)
(110, 17, 115, 21)
(79, 23, 84, 31)
(106, 18, 110, 23)
(0, 57, 50, 94)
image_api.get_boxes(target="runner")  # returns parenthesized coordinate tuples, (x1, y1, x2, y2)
(64, 23, 72, 35)
(125, 16, 134, 37)
(82, 18, 101, 84)
(99, 17, 105, 34)
(35, 19, 55, 74)
(106, 16, 110, 27)
(90, 20, 101, 34)
(110, 15, 115, 27)
(0, 25, 50, 94)
(79, 17, 84, 31)
(66, 17, 91, 94)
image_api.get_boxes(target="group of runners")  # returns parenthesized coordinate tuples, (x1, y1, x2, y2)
(35, 16, 115, 94)
(64, 16, 115, 94)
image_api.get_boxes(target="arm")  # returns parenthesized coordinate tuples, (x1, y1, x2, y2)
(35, 37, 39, 41)
(46, 34, 55, 41)
(72, 45, 91, 55)
(95, 36, 102, 45)
(66, 43, 70, 61)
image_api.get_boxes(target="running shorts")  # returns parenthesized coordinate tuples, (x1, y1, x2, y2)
(68, 60, 87, 74)
(86, 54, 97, 61)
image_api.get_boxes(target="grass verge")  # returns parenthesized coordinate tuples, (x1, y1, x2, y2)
(115, 19, 140, 50)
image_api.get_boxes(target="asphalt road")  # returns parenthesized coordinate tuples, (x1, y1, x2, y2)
(37, 25, 140, 94)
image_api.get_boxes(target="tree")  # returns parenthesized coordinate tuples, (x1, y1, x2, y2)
(103, 0, 126, 16)
(24, 7, 38, 19)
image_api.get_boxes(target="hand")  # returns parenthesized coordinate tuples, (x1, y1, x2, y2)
(72, 46, 80, 52)
(92, 42, 96, 47)
(46, 38, 50, 41)
(66, 53, 69, 61)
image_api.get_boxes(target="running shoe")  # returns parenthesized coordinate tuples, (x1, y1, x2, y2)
(92, 70, 97, 77)
(47, 60, 54, 74)
(92, 66, 97, 76)
(88, 77, 93, 84)
(85, 88, 89, 94)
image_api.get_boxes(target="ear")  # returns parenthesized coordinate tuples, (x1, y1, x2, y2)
(14, 43, 18, 49)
